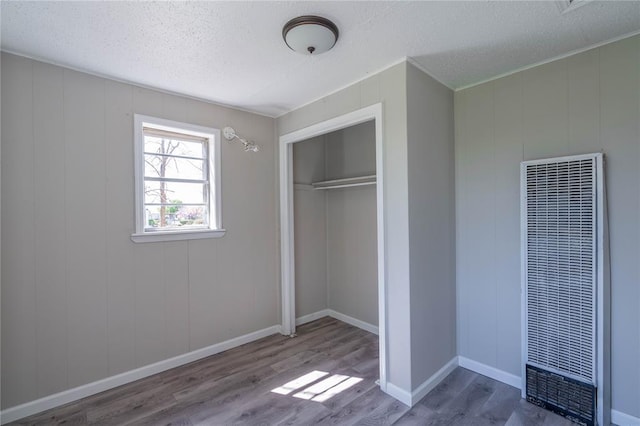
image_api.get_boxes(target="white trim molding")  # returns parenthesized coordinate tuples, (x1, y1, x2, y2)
(296, 309, 331, 326)
(278, 103, 387, 390)
(458, 356, 521, 389)
(327, 310, 378, 335)
(385, 382, 412, 407)
(131, 114, 223, 244)
(611, 410, 640, 426)
(410, 357, 459, 406)
(131, 228, 226, 243)
(384, 357, 458, 407)
(458, 356, 637, 425)
(455, 29, 640, 92)
(0, 325, 281, 425)
(295, 309, 379, 335)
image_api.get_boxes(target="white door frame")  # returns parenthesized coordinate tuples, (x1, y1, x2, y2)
(278, 103, 387, 390)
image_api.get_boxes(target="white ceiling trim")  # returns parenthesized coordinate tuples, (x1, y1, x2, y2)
(5, 27, 639, 119)
(405, 57, 454, 91)
(275, 56, 409, 118)
(0, 47, 276, 119)
(2, 0, 638, 117)
(455, 29, 640, 92)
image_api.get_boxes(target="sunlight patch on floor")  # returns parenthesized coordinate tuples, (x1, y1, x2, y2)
(271, 370, 329, 395)
(271, 370, 363, 402)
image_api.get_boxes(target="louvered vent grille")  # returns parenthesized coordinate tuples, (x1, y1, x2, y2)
(525, 158, 596, 383)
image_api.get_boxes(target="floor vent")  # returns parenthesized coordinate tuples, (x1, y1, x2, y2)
(526, 364, 596, 426)
(521, 153, 609, 425)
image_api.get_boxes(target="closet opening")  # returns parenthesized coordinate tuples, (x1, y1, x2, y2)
(279, 104, 387, 391)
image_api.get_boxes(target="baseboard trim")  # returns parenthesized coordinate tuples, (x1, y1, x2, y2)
(384, 382, 412, 407)
(410, 357, 458, 405)
(382, 356, 457, 407)
(327, 309, 379, 335)
(0, 324, 282, 425)
(612, 409, 640, 426)
(295, 309, 330, 326)
(457, 356, 521, 389)
(295, 309, 379, 335)
(457, 357, 639, 426)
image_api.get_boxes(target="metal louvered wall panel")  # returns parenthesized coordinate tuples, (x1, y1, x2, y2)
(521, 153, 607, 425)
(525, 158, 596, 382)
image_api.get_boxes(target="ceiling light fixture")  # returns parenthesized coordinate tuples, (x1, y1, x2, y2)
(282, 16, 339, 55)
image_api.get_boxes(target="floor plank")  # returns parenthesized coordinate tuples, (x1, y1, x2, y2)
(9, 317, 574, 426)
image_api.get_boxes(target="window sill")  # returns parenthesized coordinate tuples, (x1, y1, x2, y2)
(131, 229, 226, 243)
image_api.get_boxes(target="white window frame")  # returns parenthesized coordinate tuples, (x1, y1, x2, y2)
(131, 114, 224, 243)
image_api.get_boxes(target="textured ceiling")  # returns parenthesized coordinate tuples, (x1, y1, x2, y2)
(2, 1, 639, 117)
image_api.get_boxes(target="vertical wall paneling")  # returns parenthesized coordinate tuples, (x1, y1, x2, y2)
(293, 187, 329, 317)
(161, 95, 190, 359)
(360, 74, 381, 108)
(459, 83, 498, 368)
(163, 241, 190, 358)
(293, 137, 328, 318)
(377, 63, 412, 392)
(326, 186, 378, 326)
(492, 73, 524, 376)
(132, 87, 168, 366)
(406, 63, 456, 386)
(326, 123, 378, 326)
(567, 50, 601, 154)
(33, 61, 68, 397)
(1, 53, 279, 410)
(293, 123, 378, 327)
(454, 89, 468, 358)
(133, 242, 167, 366)
(279, 60, 457, 397)
(522, 60, 569, 160)
(1, 54, 37, 408)
(104, 80, 136, 376)
(188, 239, 221, 350)
(598, 36, 640, 417)
(455, 35, 640, 418)
(64, 70, 109, 388)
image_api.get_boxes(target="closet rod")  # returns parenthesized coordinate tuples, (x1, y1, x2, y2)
(312, 175, 376, 190)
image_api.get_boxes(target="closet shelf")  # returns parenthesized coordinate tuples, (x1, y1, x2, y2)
(311, 175, 376, 190)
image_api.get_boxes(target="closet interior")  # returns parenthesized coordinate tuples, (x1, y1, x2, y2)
(292, 120, 378, 331)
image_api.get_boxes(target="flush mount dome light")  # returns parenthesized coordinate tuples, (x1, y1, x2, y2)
(282, 16, 339, 55)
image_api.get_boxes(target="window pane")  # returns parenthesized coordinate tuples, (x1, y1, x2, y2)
(144, 204, 208, 230)
(144, 136, 205, 159)
(144, 154, 205, 180)
(144, 181, 207, 205)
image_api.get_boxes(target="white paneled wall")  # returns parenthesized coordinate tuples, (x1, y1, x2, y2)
(406, 63, 456, 388)
(280, 61, 457, 398)
(1, 53, 279, 409)
(455, 35, 640, 418)
(283, 62, 415, 392)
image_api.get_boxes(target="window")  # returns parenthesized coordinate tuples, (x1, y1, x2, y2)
(131, 114, 224, 243)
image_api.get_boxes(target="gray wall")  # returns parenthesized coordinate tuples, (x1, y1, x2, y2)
(454, 35, 640, 417)
(326, 122, 378, 326)
(1, 53, 279, 409)
(293, 137, 328, 317)
(406, 63, 456, 387)
(293, 123, 379, 327)
(325, 122, 377, 179)
(280, 61, 456, 395)
(326, 185, 378, 326)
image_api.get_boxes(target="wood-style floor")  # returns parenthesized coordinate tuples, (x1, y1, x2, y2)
(10, 317, 573, 425)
